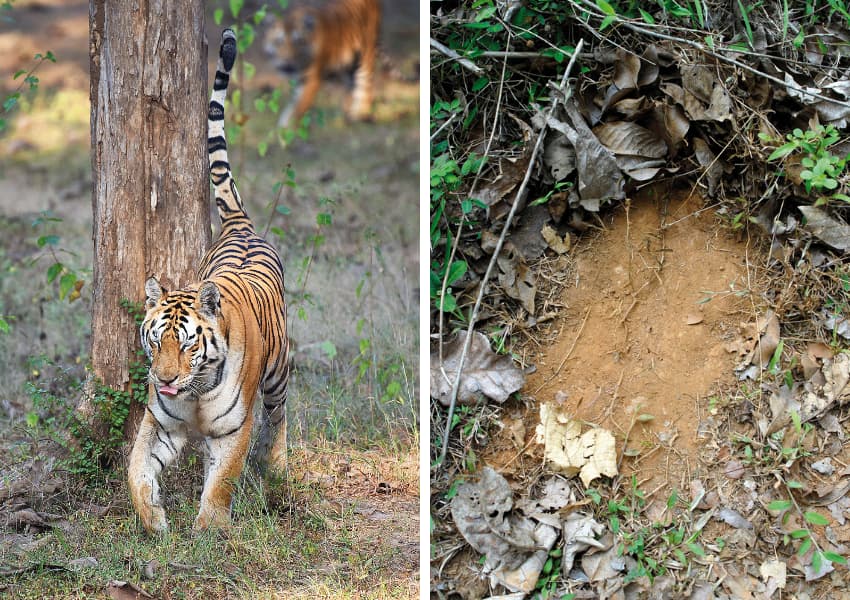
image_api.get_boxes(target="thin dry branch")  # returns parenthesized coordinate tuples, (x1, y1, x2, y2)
(437, 38, 586, 467)
(430, 37, 484, 75)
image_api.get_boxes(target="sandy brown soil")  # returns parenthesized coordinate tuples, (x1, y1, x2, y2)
(486, 190, 757, 492)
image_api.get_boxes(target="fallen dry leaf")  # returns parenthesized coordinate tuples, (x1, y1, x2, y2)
(594, 121, 667, 159)
(450, 467, 559, 593)
(686, 312, 703, 325)
(497, 244, 537, 313)
(716, 507, 753, 530)
(693, 137, 726, 196)
(545, 99, 625, 211)
(68, 556, 98, 571)
(508, 205, 551, 261)
(106, 580, 154, 600)
(541, 224, 570, 254)
(760, 559, 786, 593)
(724, 460, 745, 479)
(430, 330, 525, 407)
(799, 205, 850, 250)
(561, 512, 606, 574)
(535, 403, 618, 486)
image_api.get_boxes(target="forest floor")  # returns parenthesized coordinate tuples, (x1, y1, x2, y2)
(0, 0, 420, 598)
(430, 1, 850, 598)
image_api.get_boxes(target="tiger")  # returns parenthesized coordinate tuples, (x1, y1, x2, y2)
(262, 0, 381, 131)
(127, 28, 291, 534)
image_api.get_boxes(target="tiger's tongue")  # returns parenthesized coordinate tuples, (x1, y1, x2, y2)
(159, 385, 179, 397)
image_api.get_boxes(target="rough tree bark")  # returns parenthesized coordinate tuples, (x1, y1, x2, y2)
(85, 0, 211, 437)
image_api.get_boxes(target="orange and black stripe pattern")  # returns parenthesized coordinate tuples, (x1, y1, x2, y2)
(128, 29, 291, 534)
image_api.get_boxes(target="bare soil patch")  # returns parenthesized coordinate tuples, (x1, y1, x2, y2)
(517, 191, 753, 487)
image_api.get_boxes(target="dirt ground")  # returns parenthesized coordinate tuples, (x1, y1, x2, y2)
(435, 188, 850, 597)
(0, 0, 420, 597)
(514, 191, 753, 487)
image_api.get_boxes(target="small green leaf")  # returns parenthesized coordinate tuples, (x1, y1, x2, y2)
(768, 499, 793, 511)
(804, 511, 829, 526)
(438, 292, 457, 313)
(37, 235, 60, 248)
(214, 8, 224, 25)
(0, 317, 9, 334)
(790, 529, 810, 539)
(472, 76, 488, 92)
(257, 141, 268, 157)
(798, 536, 813, 556)
(275, 205, 291, 215)
(596, 0, 616, 15)
(25, 412, 38, 428)
(446, 260, 468, 286)
(243, 61, 256, 80)
(316, 213, 332, 226)
(229, 0, 244, 18)
(59, 273, 77, 300)
(600, 14, 617, 29)
(3, 94, 18, 112)
(13, 69, 26, 79)
(768, 143, 796, 161)
(787, 480, 804, 489)
(253, 5, 267, 25)
(639, 8, 655, 23)
(319, 340, 337, 359)
(823, 551, 847, 565)
(686, 542, 705, 557)
(46, 262, 63, 283)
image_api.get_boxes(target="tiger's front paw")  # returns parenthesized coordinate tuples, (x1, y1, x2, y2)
(137, 500, 168, 534)
(129, 480, 168, 534)
(193, 505, 231, 532)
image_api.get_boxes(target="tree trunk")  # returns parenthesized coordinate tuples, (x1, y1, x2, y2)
(86, 0, 210, 438)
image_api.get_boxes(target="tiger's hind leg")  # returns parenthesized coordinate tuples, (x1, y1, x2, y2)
(251, 361, 290, 476)
(348, 46, 376, 121)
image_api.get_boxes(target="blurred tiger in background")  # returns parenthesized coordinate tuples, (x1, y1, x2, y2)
(263, 0, 381, 131)
(128, 29, 291, 534)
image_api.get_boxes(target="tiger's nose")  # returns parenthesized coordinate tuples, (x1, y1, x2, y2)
(152, 373, 177, 385)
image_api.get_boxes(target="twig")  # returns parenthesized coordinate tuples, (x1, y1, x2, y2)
(430, 112, 457, 142)
(438, 37, 511, 369)
(430, 38, 484, 75)
(438, 39, 586, 467)
(532, 306, 591, 394)
(566, 0, 850, 109)
(262, 173, 288, 238)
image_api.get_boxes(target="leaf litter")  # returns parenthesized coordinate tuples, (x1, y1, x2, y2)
(432, 0, 850, 596)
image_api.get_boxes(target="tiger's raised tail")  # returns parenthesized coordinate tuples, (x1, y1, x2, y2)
(208, 29, 251, 232)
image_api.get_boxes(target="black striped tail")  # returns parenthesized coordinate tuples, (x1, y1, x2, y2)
(208, 29, 251, 230)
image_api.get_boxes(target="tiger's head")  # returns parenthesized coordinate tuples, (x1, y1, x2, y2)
(263, 8, 318, 78)
(140, 277, 228, 399)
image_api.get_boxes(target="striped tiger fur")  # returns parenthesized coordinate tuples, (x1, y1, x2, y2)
(128, 28, 291, 534)
(262, 0, 381, 130)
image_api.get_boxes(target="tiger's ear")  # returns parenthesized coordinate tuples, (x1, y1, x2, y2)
(197, 281, 221, 318)
(145, 277, 164, 310)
